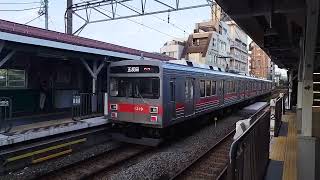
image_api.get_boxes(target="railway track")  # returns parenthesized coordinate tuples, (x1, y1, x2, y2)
(42, 144, 150, 180)
(171, 129, 235, 180)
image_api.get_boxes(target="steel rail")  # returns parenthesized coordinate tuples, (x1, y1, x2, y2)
(170, 128, 236, 180)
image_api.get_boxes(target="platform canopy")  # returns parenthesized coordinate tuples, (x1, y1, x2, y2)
(216, 0, 319, 70)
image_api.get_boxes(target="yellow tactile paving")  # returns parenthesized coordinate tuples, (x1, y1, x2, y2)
(269, 112, 297, 180)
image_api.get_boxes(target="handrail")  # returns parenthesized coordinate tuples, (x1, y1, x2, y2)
(228, 103, 270, 180)
(72, 92, 104, 120)
(229, 103, 269, 162)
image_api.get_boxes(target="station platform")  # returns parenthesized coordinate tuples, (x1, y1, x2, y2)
(265, 112, 297, 180)
(0, 113, 109, 147)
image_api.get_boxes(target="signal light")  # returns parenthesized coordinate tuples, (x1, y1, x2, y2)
(110, 104, 118, 110)
(150, 106, 158, 113)
(150, 115, 158, 122)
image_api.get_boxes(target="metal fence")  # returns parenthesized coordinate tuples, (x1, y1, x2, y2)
(227, 107, 271, 180)
(72, 93, 104, 120)
(271, 94, 285, 137)
(0, 97, 12, 133)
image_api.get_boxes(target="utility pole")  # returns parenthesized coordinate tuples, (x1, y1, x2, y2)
(66, 0, 73, 34)
(44, 0, 48, 29)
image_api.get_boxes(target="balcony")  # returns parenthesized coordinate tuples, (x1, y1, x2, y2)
(230, 53, 248, 63)
(230, 41, 247, 52)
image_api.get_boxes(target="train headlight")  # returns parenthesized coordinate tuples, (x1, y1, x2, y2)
(150, 115, 158, 122)
(150, 106, 158, 113)
(110, 104, 118, 111)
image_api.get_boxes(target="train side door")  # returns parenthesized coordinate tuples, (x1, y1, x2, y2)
(169, 79, 176, 120)
(219, 80, 224, 105)
(185, 78, 195, 117)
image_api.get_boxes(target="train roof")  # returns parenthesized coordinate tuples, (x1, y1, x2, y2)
(109, 59, 272, 82)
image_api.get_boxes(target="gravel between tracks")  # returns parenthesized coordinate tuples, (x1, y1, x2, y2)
(1, 140, 122, 180)
(94, 114, 243, 180)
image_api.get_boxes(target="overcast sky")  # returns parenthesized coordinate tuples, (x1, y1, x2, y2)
(0, 0, 212, 52)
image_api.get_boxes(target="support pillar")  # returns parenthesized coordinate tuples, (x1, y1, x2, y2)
(297, 37, 304, 132)
(288, 70, 293, 109)
(92, 60, 97, 112)
(297, 0, 319, 180)
(66, 0, 73, 34)
(80, 58, 106, 113)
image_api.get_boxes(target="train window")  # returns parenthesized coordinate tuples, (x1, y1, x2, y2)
(200, 80, 205, 97)
(170, 80, 175, 102)
(110, 77, 159, 99)
(110, 78, 132, 97)
(185, 79, 194, 100)
(134, 78, 159, 99)
(211, 81, 216, 95)
(227, 81, 235, 93)
(205, 81, 211, 96)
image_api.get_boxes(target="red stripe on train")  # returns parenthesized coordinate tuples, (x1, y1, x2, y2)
(224, 93, 237, 98)
(197, 96, 219, 104)
(109, 103, 163, 115)
(175, 103, 184, 109)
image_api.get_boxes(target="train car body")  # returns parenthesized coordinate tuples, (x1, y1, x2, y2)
(108, 59, 272, 145)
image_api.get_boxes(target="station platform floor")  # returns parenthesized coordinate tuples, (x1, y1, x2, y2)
(265, 112, 297, 180)
(0, 112, 109, 147)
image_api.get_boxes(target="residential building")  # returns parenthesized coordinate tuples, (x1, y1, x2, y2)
(160, 39, 186, 59)
(226, 20, 249, 73)
(249, 42, 274, 80)
(161, 4, 249, 73)
(181, 20, 230, 70)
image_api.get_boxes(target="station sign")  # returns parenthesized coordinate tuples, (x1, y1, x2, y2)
(110, 65, 159, 73)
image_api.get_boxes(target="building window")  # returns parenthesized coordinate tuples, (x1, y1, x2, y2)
(219, 25, 222, 34)
(223, 28, 227, 35)
(222, 42, 226, 51)
(193, 39, 200, 46)
(168, 51, 175, 58)
(200, 80, 205, 97)
(0, 69, 26, 88)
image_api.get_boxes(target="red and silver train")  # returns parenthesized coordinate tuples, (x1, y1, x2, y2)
(108, 59, 272, 145)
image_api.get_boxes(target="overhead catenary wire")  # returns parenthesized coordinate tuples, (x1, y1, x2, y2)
(75, 0, 179, 38)
(0, 1, 40, 5)
(118, 2, 190, 35)
(98, 6, 178, 39)
(76, 0, 188, 37)
(25, 14, 44, 25)
(0, 6, 41, 12)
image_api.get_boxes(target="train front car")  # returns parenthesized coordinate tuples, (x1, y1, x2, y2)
(108, 60, 164, 146)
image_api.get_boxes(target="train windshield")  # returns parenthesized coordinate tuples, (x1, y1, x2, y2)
(110, 77, 160, 99)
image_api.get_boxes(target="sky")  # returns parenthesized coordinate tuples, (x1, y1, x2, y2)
(0, 0, 212, 52)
